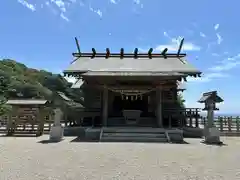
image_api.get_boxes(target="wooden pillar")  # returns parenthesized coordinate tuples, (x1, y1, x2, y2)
(156, 88, 163, 128)
(36, 107, 45, 137)
(102, 87, 108, 126)
(168, 116, 172, 128)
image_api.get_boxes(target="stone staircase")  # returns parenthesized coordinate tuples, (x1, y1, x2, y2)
(100, 127, 169, 143)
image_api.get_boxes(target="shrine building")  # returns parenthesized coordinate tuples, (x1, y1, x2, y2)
(63, 38, 202, 129)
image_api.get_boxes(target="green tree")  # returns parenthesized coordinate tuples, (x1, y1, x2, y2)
(0, 97, 11, 116)
(177, 93, 185, 108)
(0, 59, 78, 102)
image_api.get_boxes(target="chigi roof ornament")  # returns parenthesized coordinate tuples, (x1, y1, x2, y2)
(71, 37, 187, 62)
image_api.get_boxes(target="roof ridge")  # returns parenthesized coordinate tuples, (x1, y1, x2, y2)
(72, 53, 186, 58)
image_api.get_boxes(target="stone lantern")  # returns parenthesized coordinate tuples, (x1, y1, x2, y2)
(198, 91, 224, 144)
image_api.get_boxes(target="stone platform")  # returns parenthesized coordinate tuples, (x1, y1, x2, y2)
(64, 126, 184, 143)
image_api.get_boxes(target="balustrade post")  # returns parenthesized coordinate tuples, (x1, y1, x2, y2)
(228, 117, 232, 132)
(236, 116, 240, 132)
(219, 117, 223, 132)
(195, 117, 199, 127)
(203, 117, 206, 127)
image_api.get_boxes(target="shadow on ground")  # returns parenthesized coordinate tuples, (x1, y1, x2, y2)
(70, 137, 99, 143)
(70, 137, 190, 144)
(0, 134, 37, 138)
(38, 139, 64, 144)
(201, 140, 227, 146)
(171, 141, 190, 144)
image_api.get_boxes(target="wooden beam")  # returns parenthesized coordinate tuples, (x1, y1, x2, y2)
(148, 48, 153, 58)
(134, 48, 138, 58)
(74, 37, 81, 54)
(91, 48, 96, 58)
(161, 48, 168, 59)
(106, 48, 110, 58)
(177, 38, 184, 56)
(120, 48, 124, 58)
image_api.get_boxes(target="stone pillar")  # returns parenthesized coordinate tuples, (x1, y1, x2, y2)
(204, 102, 221, 144)
(102, 87, 108, 126)
(156, 88, 163, 128)
(53, 108, 62, 126)
(207, 103, 214, 128)
(49, 108, 64, 141)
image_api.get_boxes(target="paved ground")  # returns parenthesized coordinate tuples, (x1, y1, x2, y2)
(1, 135, 240, 180)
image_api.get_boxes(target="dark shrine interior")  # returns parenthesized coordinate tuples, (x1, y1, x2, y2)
(111, 95, 149, 116)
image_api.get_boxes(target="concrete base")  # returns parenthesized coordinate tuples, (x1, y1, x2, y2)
(204, 127, 222, 144)
(49, 126, 64, 141)
(167, 129, 184, 143)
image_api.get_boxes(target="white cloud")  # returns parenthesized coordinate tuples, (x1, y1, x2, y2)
(133, 0, 143, 9)
(209, 53, 240, 72)
(17, 0, 36, 11)
(188, 73, 229, 83)
(89, 7, 103, 18)
(52, 0, 66, 12)
(44, 0, 73, 21)
(187, 53, 240, 83)
(211, 53, 220, 57)
(163, 31, 171, 39)
(214, 23, 220, 30)
(216, 33, 223, 44)
(155, 43, 201, 52)
(110, 0, 117, 4)
(184, 100, 203, 109)
(133, 0, 141, 5)
(155, 36, 201, 52)
(60, 13, 69, 21)
(209, 61, 240, 71)
(200, 32, 206, 38)
(206, 42, 215, 52)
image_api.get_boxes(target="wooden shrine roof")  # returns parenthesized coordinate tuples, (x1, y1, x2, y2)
(81, 71, 187, 77)
(64, 54, 201, 76)
(198, 91, 224, 103)
(71, 79, 84, 88)
(6, 99, 48, 105)
(55, 92, 85, 108)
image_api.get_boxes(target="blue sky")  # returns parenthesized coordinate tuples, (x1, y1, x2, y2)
(1, 0, 239, 113)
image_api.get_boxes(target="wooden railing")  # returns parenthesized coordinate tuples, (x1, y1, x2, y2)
(199, 116, 240, 135)
(0, 115, 63, 134)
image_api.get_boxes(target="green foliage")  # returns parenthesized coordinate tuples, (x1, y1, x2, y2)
(0, 96, 11, 116)
(177, 93, 185, 108)
(0, 59, 76, 110)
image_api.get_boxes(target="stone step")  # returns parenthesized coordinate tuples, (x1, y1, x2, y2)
(101, 136, 168, 143)
(102, 127, 166, 133)
(102, 132, 166, 138)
